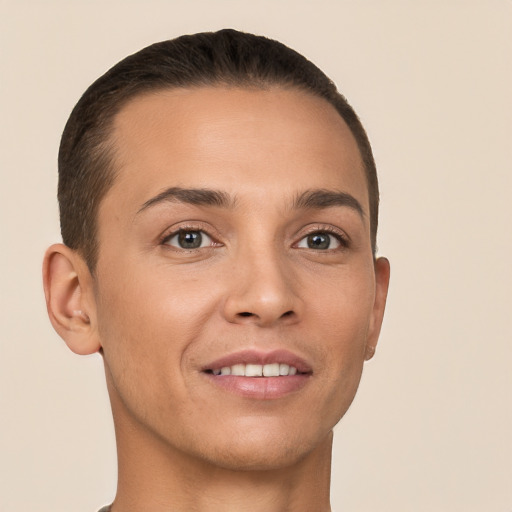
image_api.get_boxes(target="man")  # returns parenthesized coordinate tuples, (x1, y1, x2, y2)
(43, 29, 389, 512)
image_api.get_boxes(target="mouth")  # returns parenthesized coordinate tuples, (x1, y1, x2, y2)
(205, 363, 302, 377)
(201, 350, 312, 400)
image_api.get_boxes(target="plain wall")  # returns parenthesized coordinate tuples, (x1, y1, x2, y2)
(1, 1, 511, 511)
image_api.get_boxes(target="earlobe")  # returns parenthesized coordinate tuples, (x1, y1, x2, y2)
(365, 257, 390, 361)
(364, 344, 376, 361)
(42, 244, 100, 355)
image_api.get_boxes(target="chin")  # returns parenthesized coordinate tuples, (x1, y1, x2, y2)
(186, 420, 333, 472)
(203, 443, 312, 472)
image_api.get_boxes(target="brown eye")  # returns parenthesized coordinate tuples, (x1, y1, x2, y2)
(297, 232, 341, 250)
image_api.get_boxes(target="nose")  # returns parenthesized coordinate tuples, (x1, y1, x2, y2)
(222, 246, 302, 327)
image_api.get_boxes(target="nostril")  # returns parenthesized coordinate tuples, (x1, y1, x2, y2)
(238, 310, 294, 319)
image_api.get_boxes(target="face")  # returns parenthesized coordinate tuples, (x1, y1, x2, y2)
(90, 86, 388, 470)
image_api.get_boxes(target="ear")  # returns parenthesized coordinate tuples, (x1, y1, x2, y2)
(42, 243, 101, 355)
(364, 257, 390, 361)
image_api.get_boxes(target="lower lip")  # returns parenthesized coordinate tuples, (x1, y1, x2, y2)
(203, 374, 310, 400)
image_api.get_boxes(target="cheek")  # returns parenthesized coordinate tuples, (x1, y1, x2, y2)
(308, 268, 375, 412)
(96, 262, 215, 345)
(313, 264, 376, 348)
(94, 269, 205, 411)
(93, 260, 226, 398)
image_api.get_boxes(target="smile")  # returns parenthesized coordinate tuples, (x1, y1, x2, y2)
(208, 363, 300, 377)
(202, 350, 312, 399)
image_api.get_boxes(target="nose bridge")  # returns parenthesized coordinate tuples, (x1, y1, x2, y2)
(223, 236, 301, 326)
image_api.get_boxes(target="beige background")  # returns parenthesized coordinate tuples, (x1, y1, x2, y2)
(1, 1, 511, 511)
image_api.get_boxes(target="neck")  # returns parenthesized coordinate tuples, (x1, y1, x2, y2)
(108, 389, 333, 512)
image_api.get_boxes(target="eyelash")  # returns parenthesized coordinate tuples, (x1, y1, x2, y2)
(297, 225, 350, 250)
(160, 224, 221, 251)
(159, 224, 349, 251)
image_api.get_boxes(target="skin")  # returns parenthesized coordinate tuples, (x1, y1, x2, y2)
(44, 86, 390, 512)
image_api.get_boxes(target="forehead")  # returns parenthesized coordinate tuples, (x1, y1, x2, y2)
(105, 86, 368, 216)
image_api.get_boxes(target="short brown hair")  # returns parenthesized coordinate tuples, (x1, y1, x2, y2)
(58, 29, 379, 271)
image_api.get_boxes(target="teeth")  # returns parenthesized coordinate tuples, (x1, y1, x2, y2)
(210, 363, 300, 377)
(263, 363, 280, 377)
(231, 364, 245, 376)
(245, 364, 263, 377)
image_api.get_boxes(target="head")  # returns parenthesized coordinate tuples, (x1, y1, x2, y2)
(45, 29, 389, 473)
(58, 28, 379, 272)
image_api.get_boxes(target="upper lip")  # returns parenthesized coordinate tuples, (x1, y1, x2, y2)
(202, 349, 313, 374)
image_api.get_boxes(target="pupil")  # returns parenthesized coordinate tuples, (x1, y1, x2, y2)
(178, 231, 202, 248)
(308, 233, 330, 250)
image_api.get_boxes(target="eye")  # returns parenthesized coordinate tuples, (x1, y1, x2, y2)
(163, 229, 214, 249)
(297, 231, 342, 250)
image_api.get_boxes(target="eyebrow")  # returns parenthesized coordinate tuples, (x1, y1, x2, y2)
(292, 189, 365, 218)
(137, 186, 365, 218)
(137, 187, 236, 213)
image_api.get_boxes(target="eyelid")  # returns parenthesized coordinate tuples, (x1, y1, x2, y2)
(165, 230, 214, 249)
(294, 224, 350, 249)
(157, 221, 349, 252)
(159, 222, 222, 248)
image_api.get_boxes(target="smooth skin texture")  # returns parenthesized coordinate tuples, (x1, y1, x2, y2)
(44, 87, 390, 512)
